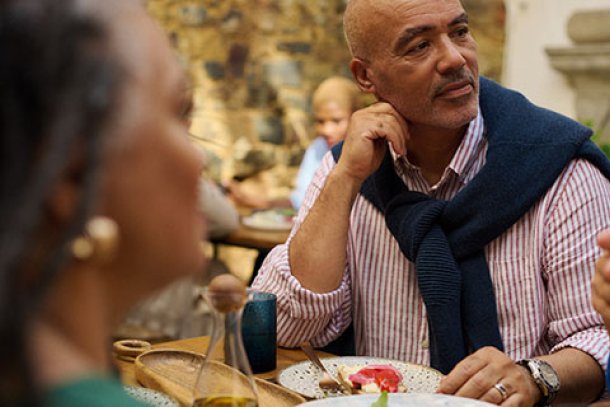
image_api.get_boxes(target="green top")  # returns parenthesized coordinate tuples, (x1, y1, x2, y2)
(47, 376, 148, 407)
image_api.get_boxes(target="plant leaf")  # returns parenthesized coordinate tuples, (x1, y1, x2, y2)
(371, 391, 388, 407)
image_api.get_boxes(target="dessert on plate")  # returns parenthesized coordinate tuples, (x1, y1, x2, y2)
(337, 364, 407, 394)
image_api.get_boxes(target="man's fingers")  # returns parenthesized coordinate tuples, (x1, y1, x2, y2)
(438, 354, 488, 394)
(596, 250, 610, 280)
(591, 285, 610, 318)
(452, 365, 499, 399)
(437, 347, 540, 406)
(338, 101, 410, 181)
(382, 107, 409, 155)
(358, 102, 409, 155)
(501, 392, 526, 407)
(480, 380, 518, 404)
(594, 258, 610, 290)
(593, 267, 610, 291)
(598, 229, 610, 250)
(381, 118, 408, 157)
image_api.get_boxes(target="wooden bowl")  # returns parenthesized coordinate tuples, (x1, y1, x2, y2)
(134, 349, 305, 407)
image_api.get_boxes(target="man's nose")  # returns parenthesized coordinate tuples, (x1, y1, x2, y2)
(436, 37, 466, 74)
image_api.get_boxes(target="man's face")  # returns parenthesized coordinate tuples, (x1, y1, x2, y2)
(362, 0, 479, 130)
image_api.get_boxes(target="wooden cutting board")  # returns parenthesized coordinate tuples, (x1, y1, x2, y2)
(134, 349, 305, 407)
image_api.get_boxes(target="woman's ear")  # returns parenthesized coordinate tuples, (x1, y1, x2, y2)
(48, 179, 80, 226)
(350, 58, 376, 94)
(45, 155, 87, 226)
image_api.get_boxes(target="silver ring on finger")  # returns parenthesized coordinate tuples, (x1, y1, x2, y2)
(493, 382, 509, 402)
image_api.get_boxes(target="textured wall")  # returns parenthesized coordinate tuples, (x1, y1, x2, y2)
(463, 0, 506, 81)
(504, 0, 610, 131)
(146, 0, 505, 192)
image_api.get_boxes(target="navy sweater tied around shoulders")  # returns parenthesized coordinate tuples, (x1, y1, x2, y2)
(331, 77, 610, 374)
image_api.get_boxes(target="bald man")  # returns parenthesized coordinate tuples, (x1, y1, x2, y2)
(253, 0, 610, 404)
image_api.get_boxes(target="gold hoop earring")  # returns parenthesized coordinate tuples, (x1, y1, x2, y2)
(71, 216, 119, 264)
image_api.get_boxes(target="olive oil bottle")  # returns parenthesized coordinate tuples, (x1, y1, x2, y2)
(192, 275, 259, 407)
(192, 395, 258, 407)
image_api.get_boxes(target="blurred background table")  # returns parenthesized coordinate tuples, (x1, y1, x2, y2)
(211, 223, 289, 252)
(211, 208, 291, 283)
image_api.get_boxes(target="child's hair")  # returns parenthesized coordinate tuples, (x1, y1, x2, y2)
(312, 76, 364, 113)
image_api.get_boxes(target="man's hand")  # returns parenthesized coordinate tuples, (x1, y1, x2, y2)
(592, 229, 610, 330)
(335, 102, 409, 183)
(437, 347, 541, 406)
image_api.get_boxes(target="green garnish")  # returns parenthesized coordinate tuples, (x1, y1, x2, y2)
(274, 207, 296, 217)
(371, 391, 388, 407)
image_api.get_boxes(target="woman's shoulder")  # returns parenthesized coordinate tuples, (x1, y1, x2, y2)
(47, 376, 149, 407)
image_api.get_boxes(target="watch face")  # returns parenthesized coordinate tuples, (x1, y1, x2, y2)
(538, 361, 560, 389)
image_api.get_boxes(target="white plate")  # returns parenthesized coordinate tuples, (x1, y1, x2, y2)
(298, 393, 495, 406)
(242, 210, 294, 231)
(242, 216, 293, 231)
(123, 385, 180, 407)
(278, 356, 442, 399)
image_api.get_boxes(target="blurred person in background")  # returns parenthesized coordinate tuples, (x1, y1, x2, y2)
(0, 0, 209, 405)
(180, 83, 240, 239)
(227, 76, 365, 211)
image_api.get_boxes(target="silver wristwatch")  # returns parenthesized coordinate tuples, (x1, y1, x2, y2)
(517, 359, 560, 406)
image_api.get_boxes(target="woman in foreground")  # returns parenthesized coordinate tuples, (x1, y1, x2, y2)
(0, 0, 207, 404)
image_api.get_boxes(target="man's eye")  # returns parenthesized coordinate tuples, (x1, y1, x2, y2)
(179, 102, 194, 122)
(454, 27, 469, 38)
(181, 108, 192, 121)
(407, 41, 429, 55)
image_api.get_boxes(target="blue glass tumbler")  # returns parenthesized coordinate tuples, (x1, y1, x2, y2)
(241, 291, 277, 373)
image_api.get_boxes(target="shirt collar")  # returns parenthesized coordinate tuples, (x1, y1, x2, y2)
(390, 110, 486, 186)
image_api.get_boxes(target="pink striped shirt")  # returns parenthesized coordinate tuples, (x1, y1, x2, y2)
(252, 112, 610, 372)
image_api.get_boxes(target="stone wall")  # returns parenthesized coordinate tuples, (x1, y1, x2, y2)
(146, 0, 505, 195)
(463, 0, 506, 81)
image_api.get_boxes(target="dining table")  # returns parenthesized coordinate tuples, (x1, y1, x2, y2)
(115, 335, 333, 386)
(114, 336, 451, 407)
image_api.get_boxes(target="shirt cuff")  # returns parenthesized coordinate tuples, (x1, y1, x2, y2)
(252, 242, 351, 347)
(549, 325, 610, 374)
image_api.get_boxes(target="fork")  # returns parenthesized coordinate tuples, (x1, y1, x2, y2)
(300, 341, 347, 396)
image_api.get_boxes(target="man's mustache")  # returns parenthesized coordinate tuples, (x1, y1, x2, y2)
(433, 70, 475, 97)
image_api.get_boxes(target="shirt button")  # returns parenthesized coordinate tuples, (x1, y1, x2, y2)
(421, 339, 429, 349)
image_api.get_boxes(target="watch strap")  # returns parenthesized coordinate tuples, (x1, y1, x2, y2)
(516, 359, 559, 406)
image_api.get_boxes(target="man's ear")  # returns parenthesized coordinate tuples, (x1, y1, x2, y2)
(350, 58, 376, 94)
